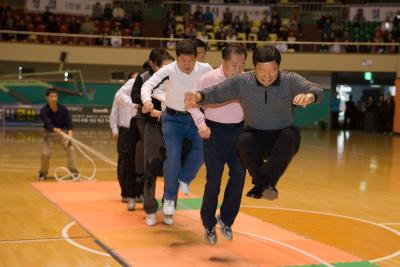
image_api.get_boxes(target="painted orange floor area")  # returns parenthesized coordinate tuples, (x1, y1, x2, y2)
(32, 181, 360, 267)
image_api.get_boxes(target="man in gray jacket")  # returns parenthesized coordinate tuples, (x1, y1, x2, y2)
(185, 45, 323, 200)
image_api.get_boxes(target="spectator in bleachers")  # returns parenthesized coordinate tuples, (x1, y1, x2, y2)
(132, 23, 142, 47)
(241, 14, 251, 36)
(270, 18, 280, 34)
(287, 30, 298, 51)
(331, 16, 344, 39)
(288, 13, 301, 35)
(166, 8, 176, 28)
(222, 7, 233, 26)
(183, 11, 192, 28)
(329, 38, 344, 53)
(258, 24, 269, 41)
(352, 8, 365, 27)
(68, 17, 81, 34)
(111, 24, 122, 47)
(103, 3, 113, 20)
(113, 2, 125, 21)
(385, 34, 398, 54)
(262, 9, 272, 24)
(46, 15, 59, 33)
(42, 6, 53, 25)
(202, 6, 214, 25)
(276, 37, 288, 52)
(232, 16, 242, 34)
(381, 16, 393, 33)
(271, 8, 281, 28)
(131, 4, 143, 24)
(92, 2, 103, 20)
(343, 31, 357, 53)
(193, 6, 204, 29)
(317, 13, 332, 33)
(225, 29, 237, 42)
(320, 32, 330, 52)
(393, 10, 400, 30)
(371, 30, 384, 54)
(247, 34, 257, 51)
(184, 23, 197, 39)
(80, 16, 96, 35)
(16, 20, 27, 41)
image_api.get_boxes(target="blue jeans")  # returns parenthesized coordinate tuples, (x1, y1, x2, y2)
(161, 112, 203, 200)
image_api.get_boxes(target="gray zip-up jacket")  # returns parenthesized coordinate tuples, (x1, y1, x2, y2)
(199, 70, 323, 130)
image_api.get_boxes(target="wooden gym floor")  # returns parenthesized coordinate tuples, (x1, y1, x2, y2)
(0, 127, 399, 266)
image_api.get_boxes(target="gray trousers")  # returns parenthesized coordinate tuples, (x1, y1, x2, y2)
(137, 118, 164, 214)
(39, 131, 78, 175)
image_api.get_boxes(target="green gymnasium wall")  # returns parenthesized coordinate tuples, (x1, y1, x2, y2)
(0, 82, 123, 106)
(0, 83, 330, 129)
(294, 90, 330, 129)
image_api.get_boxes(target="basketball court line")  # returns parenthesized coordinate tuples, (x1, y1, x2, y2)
(0, 235, 90, 244)
(62, 221, 111, 257)
(240, 205, 400, 263)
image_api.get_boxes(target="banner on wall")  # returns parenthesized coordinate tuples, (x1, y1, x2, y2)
(190, 4, 270, 21)
(25, 0, 111, 15)
(0, 105, 110, 127)
(348, 6, 399, 22)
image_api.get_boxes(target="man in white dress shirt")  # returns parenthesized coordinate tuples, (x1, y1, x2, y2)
(110, 73, 141, 211)
(141, 40, 213, 224)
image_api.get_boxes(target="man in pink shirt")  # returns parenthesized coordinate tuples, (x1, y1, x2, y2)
(189, 44, 247, 245)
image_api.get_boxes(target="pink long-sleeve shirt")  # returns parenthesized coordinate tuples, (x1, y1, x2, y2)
(189, 65, 244, 128)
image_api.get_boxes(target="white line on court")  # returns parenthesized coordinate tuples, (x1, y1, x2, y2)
(234, 230, 335, 267)
(180, 212, 334, 267)
(61, 221, 110, 257)
(241, 205, 400, 263)
(381, 222, 400, 226)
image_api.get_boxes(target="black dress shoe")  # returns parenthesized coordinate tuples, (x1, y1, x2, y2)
(246, 186, 263, 199)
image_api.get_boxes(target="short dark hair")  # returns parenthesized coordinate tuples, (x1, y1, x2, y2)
(192, 38, 207, 51)
(149, 48, 172, 67)
(221, 44, 247, 61)
(46, 88, 58, 96)
(252, 45, 281, 66)
(176, 39, 197, 57)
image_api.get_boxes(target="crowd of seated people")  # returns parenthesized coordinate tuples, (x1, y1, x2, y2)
(1, 2, 399, 53)
(163, 6, 302, 52)
(318, 9, 400, 54)
(0, 2, 143, 47)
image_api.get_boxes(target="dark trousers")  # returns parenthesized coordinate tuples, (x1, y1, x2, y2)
(125, 117, 143, 198)
(201, 120, 246, 229)
(141, 120, 164, 214)
(237, 125, 300, 188)
(117, 127, 130, 198)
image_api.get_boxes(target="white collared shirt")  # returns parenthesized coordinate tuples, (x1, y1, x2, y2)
(109, 79, 138, 134)
(141, 61, 213, 111)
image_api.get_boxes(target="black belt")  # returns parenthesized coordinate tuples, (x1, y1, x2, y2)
(206, 119, 244, 129)
(166, 107, 190, 115)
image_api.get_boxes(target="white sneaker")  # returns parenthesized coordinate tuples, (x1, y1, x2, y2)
(178, 180, 190, 195)
(162, 200, 175, 216)
(163, 215, 174, 225)
(127, 198, 136, 211)
(145, 213, 156, 226)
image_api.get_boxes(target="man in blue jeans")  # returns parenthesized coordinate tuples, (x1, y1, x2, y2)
(141, 40, 213, 224)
